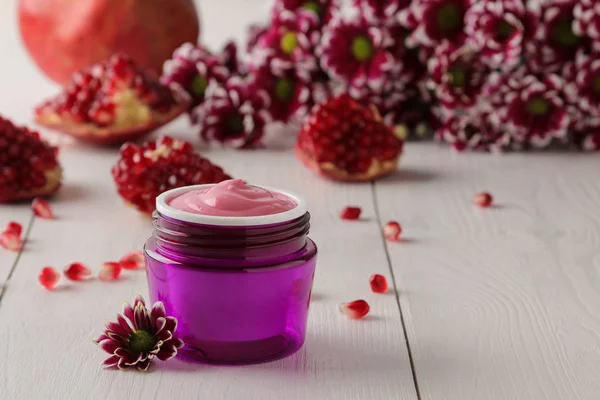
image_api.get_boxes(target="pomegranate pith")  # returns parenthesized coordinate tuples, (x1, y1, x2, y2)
(369, 274, 389, 293)
(474, 192, 493, 208)
(39, 267, 60, 290)
(34, 54, 189, 145)
(384, 221, 402, 241)
(0, 116, 62, 202)
(296, 95, 404, 182)
(112, 136, 232, 214)
(339, 299, 370, 319)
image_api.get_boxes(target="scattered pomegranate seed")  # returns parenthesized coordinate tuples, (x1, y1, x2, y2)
(383, 221, 402, 241)
(98, 262, 122, 281)
(474, 192, 493, 208)
(4, 222, 23, 236)
(0, 231, 23, 252)
(339, 299, 370, 320)
(340, 206, 362, 220)
(119, 251, 145, 270)
(39, 267, 60, 290)
(64, 262, 92, 281)
(32, 198, 54, 219)
(369, 274, 388, 293)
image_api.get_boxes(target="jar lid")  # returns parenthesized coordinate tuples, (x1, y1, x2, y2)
(156, 183, 308, 227)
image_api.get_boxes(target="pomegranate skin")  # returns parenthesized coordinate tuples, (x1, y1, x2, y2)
(18, 0, 200, 84)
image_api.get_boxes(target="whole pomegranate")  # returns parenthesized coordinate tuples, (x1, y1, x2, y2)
(18, 0, 200, 84)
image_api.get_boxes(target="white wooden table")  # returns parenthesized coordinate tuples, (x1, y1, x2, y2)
(1, 1, 600, 399)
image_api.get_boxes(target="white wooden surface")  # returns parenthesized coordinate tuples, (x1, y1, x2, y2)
(1, 1, 600, 399)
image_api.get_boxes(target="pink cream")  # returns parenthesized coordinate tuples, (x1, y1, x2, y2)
(168, 179, 298, 217)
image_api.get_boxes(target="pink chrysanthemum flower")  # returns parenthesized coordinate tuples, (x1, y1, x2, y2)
(464, 0, 537, 70)
(272, 0, 338, 24)
(572, 125, 600, 151)
(247, 23, 270, 53)
(161, 43, 231, 110)
(562, 51, 600, 117)
(256, 10, 321, 80)
(490, 67, 570, 148)
(403, 0, 472, 48)
(437, 111, 510, 152)
(93, 295, 184, 371)
(196, 77, 272, 148)
(574, 0, 600, 52)
(428, 41, 488, 110)
(525, 0, 587, 74)
(290, 69, 333, 121)
(319, 12, 396, 92)
(250, 55, 305, 123)
(353, 0, 411, 25)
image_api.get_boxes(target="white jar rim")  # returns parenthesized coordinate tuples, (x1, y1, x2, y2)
(155, 183, 308, 227)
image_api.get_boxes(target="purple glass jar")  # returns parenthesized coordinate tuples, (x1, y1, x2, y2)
(144, 184, 317, 365)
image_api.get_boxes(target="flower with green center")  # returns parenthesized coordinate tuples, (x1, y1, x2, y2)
(352, 36, 374, 61)
(302, 1, 321, 15)
(227, 113, 245, 134)
(275, 78, 295, 101)
(94, 295, 184, 371)
(496, 20, 516, 42)
(191, 75, 209, 97)
(437, 3, 462, 33)
(552, 18, 580, 48)
(280, 31, 299, 54)
(527, 97, 550, 116)
(448, 67, 466, 88)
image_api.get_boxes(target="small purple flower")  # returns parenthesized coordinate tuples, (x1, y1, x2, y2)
(272, 0, 338, 24)
(247, 23, 270, 53)
(404, 0, 472, 48)
(574, 0, 600, 52)
(93, 295, 184, 372)
(256, 10, 321, 79)
(196, 77, 272, 149)
(319, 11, 396, 93)
(525, 0, 587, 74)
(437, 111, 510, 152)
(464, 0, 537, 70)
(161, 43, 231, 110)
(491, 67, 570, 148)
(428, 41, 489, 110)
(353, 0, 411, 25)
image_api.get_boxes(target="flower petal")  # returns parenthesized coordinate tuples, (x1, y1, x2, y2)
(151, 301, 166, 322)
(98, 339, 121, 355)
(156, 343, 179, 361)
(136, 358, 152, 372)
(101, 355, 121, 369)
(154, 317, 167, 334)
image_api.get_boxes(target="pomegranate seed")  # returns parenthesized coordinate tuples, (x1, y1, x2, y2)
(383, 221, 402, 241)
(99, 262, 122, 281)
(64, 262, 92, 281)
(340, 206, 362, 220)
(119, 251, 145, 270)
(39, 267, 60, 290)
(369, 274, 388, 293)
(32, 198, 54, 219)
(4, 221, 23, 236)
(339, 299, 370, 320)
(0, 231, 23, 252)
(474, 192, 493, 208)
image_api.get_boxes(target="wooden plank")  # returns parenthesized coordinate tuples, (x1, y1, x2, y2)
(0, 133, 418, 400)
(375, 143, 600, 400)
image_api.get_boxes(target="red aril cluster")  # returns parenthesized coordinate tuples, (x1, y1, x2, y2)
(0, 116, 62, 202)
(111, 136, 231, 214)
(35, 54, 188, 145)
